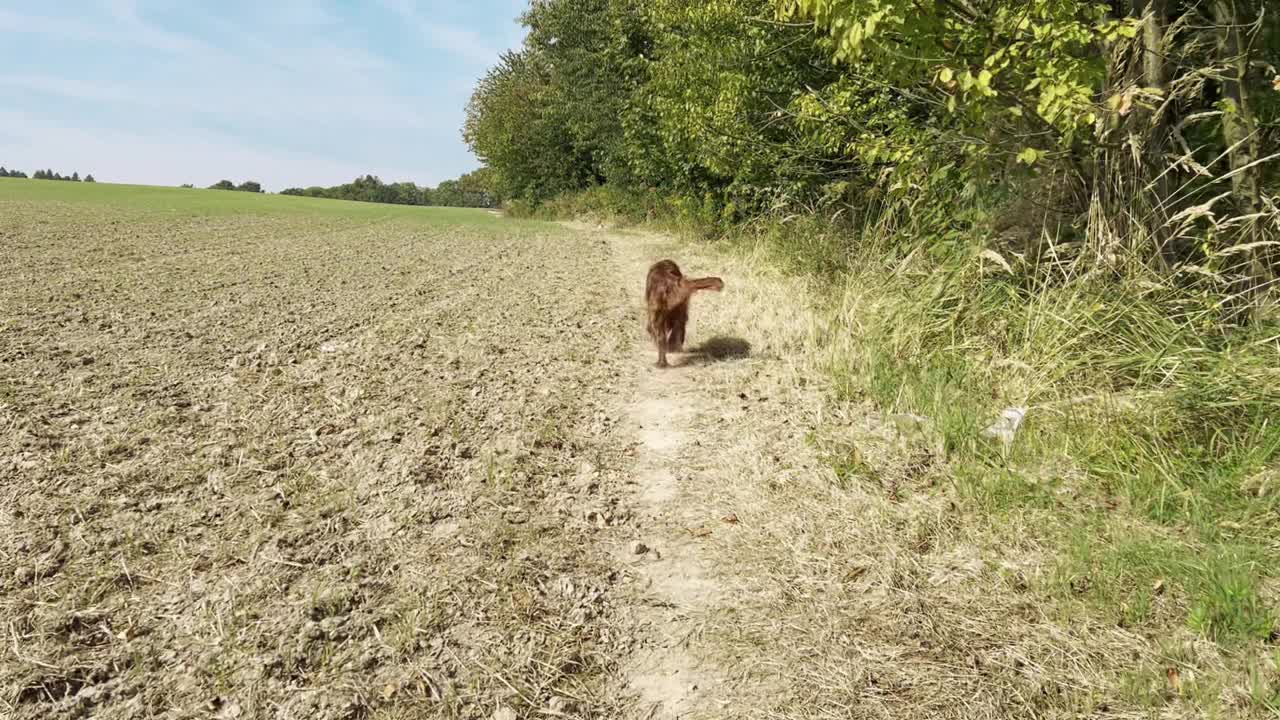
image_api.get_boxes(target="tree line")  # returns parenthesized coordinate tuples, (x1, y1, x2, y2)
(279, 168, 496, 208)
(2, 166, 95, 182)
(464, 0, 1278, 301)
(206, 180, 264, 193)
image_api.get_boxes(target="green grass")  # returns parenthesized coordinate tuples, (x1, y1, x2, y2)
(1053, 523, 1274, 641)
(832, 250, 1278, 619)
(0, 177, 510, 227)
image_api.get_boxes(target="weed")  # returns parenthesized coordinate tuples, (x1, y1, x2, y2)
(1188, 556, 1275, 645)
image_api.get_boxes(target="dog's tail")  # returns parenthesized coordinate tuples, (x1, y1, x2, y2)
(686, 276, 724, 292)
(666, 276, 723, 306)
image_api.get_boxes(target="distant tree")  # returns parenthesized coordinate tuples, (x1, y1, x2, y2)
(209, 179, 236, 190)
(432, 179, 462, 207)
(71, 172, 80, 182)
(390, 181, 422, 206)
(0, 167, 7, 177)
(455, 168, 499, 207)
(265, 171, 496, 209)
(84, 174, 95, 182)
(180, 183, 193, 188)
(236, 180, 263, 193)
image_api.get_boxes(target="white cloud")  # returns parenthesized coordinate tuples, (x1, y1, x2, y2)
(378, 0, 504, 67)
(1, 5, 420, 129)
(0, 72, 440, 132)
(0, 74, 140, 106)
(261, 0, 342, 28)
(0, 110, 436, 190)
(100, 0, 210, 54)
(0, 8, 118, 46)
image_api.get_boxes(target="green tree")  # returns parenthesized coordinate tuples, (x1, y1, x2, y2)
(631, 0, 848, 209)
(462, 0, 1276, 293)
(464, 1, 653, 202)
(390, 181, 422, 205)
(455, 167, 499, 207)
(465, 50, 593, 202)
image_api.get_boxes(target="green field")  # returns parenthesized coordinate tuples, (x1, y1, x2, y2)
(0, 177, 506, 225)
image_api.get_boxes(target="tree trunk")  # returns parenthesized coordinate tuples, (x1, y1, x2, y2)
(1129, 0, 1175, 266)
(1136, 0, 1167, 93)
(1212, 0, 1271, 312)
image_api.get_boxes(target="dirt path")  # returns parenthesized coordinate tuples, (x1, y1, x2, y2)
(590, 224, 1154, 720)
(592, 225, 831, 718)
(606, 234, 729, 718)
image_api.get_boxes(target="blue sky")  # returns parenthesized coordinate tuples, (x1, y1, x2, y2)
(0, 1, 527, 190)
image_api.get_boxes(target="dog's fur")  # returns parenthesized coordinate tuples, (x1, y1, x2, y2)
(644, 259, 723, 368)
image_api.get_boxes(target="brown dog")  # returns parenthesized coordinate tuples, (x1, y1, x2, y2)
(645, 259, 724, 368)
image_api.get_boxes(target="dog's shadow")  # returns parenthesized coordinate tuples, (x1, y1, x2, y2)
(677, 335, 752, 366)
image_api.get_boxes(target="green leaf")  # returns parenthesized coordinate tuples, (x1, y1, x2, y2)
(1016, 147, 1040, 165)
(938, 67, 953, 84)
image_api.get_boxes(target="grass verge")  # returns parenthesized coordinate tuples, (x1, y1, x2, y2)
(543, 184, 1280, 716)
